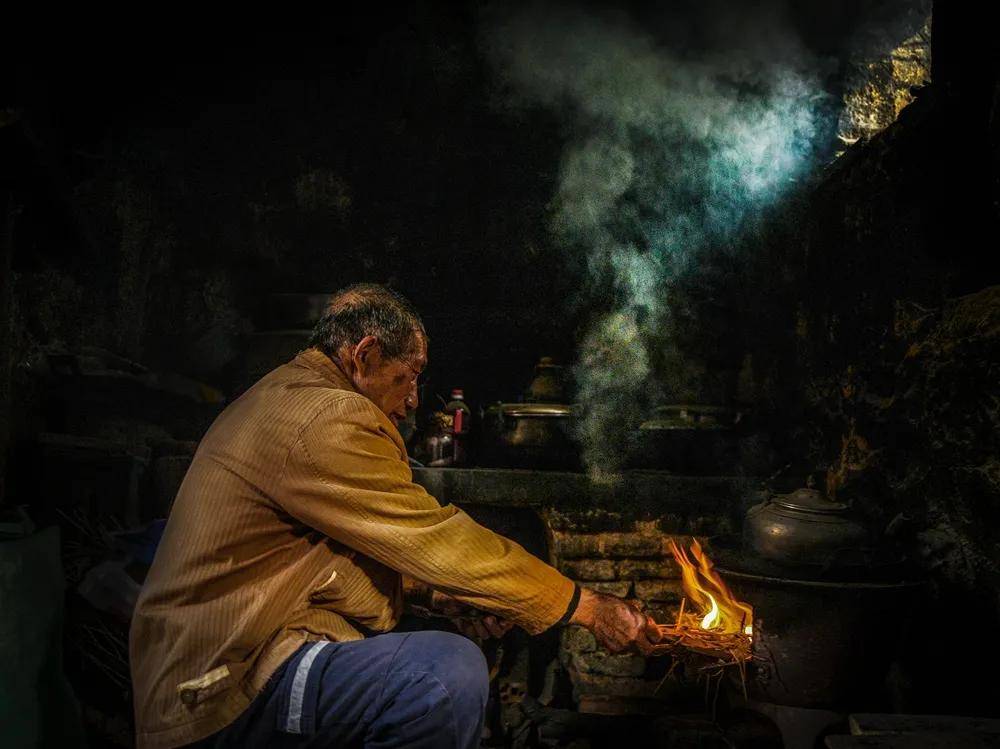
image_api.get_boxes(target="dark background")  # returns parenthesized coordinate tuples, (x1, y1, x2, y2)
(4, 1, 956, 407)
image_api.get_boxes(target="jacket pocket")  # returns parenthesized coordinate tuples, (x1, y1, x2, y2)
(176, 664, 233, 707)
(308, 560, 346, 603)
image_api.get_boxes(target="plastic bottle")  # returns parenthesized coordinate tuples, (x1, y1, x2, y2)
(443, 389, 472, 466)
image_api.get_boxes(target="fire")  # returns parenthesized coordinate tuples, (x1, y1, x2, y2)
(669, 538, 753, 637)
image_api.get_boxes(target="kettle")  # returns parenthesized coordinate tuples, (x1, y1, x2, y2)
(743, 487, 872, 567)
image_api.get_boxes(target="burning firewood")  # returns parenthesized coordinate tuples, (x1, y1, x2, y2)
(651, 612, 752, 667)
(648, 539, 755, 678)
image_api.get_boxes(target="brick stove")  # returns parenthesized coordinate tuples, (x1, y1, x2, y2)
(413, 468, 754, 720)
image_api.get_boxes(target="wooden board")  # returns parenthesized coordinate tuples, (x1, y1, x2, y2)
(850, 713, 1000, 737)
(827, 733, 1000, 749)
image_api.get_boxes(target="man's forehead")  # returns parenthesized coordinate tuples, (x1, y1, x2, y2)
(408, 331, 428, 368)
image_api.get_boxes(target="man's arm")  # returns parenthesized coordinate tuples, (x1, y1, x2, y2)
(279, 393, 659, 653)
(277, 394, 576, 634)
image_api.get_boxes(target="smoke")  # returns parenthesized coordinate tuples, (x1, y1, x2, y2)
(480, 3, 836, 473)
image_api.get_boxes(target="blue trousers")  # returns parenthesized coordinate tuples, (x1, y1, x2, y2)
(194, 631, 489, 748)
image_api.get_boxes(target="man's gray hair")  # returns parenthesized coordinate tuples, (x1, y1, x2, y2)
(308, 283, 426, 361)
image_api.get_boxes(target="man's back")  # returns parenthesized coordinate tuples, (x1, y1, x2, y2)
(130, 350, 402, 748)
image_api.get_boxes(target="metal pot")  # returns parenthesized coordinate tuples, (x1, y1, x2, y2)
(480, 402, 578, 469)
(625, 404, 741, 473)
(722, 569, 922, 709)
(743, 487, 871, 567)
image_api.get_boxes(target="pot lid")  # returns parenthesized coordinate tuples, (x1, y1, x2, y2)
(495, 403, 573, 417)
(773, 487, 850, 515)
(639, 404, 736, 431)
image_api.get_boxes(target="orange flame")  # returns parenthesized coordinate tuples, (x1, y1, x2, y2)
(669, 538, 753, 636)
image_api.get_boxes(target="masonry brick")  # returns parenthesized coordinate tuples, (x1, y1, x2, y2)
(571, 672, 663, 699)
(570, 651, 647, 678)
(560, 559, 617, 581)
(616, 559, 679, 580)
(581, 581, 631, 597)
(634, 579, 684, 603)
(552, 533, 601, 559)
(603, 533, 663, 558)
(554, 532, 664, 559)
(561, 625, 597, 655)
(544, 508, 629, 533)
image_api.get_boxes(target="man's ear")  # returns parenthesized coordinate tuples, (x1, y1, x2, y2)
(352, 336, 380, 372)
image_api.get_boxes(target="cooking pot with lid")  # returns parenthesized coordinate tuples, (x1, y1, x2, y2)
(479, 402, 578, 469)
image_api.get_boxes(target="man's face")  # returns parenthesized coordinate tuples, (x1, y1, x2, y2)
(354, 332, 427, 427)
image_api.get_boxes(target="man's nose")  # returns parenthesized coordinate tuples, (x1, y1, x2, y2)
(405, 382, 418, 410)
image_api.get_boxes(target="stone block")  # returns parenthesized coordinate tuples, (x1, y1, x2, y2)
(603, 533, 663, 558)
(571, 672, 662, 699)
(570, 651, 647, 678)
(634, 579, 684, 603)
(581, 581, 631, 597)
(561, 625, 597, 654)
(544, 508, 628, 533)
(560, 559, 616, 581)
(554, 532, 664, 560)
(552, 533, 601, 559)
(616, 559, 678, 580)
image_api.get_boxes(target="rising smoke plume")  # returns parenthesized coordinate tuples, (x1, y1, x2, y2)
(481, 2, 837, 474)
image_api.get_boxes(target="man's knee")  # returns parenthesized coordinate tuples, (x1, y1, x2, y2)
(399, 631, 489, 707)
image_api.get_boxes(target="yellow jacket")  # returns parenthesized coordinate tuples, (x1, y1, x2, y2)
(129, 348, 575, 748)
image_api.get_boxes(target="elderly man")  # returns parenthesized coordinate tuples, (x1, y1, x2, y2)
(130, 284, 659, 749)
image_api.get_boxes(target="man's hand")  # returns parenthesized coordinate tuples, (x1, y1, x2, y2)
(569, 588, 662, 655)
(430, 590, 514, 641)
(454, 613, 515, 641)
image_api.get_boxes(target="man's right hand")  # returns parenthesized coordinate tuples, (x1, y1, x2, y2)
(569, 587, 662, 655)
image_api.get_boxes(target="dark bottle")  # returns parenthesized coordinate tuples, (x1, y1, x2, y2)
(443, 389, 471, 466)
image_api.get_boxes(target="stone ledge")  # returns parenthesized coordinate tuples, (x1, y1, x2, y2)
(412, 467, 754, 520)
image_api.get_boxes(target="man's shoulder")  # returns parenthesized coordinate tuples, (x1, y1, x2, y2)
(204, 359, 371, 442)
(297, 388, 390, 438)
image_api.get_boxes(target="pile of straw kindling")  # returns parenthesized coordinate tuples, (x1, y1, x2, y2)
(650, 620, 753, 705)
(651, 624, 751, 667)
(649, 599, 752, 669)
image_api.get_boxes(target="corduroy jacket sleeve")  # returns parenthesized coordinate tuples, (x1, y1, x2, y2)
(276, 392, 577, 635)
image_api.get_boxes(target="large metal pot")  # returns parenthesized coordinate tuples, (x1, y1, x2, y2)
(722, 569, 922, 709)
(479, 403, 578, 469)
(625, 404, 741, 473)
(743, 487, 871, 567)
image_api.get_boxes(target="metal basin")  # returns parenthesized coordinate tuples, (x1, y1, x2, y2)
(720, 567, 923, 710)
